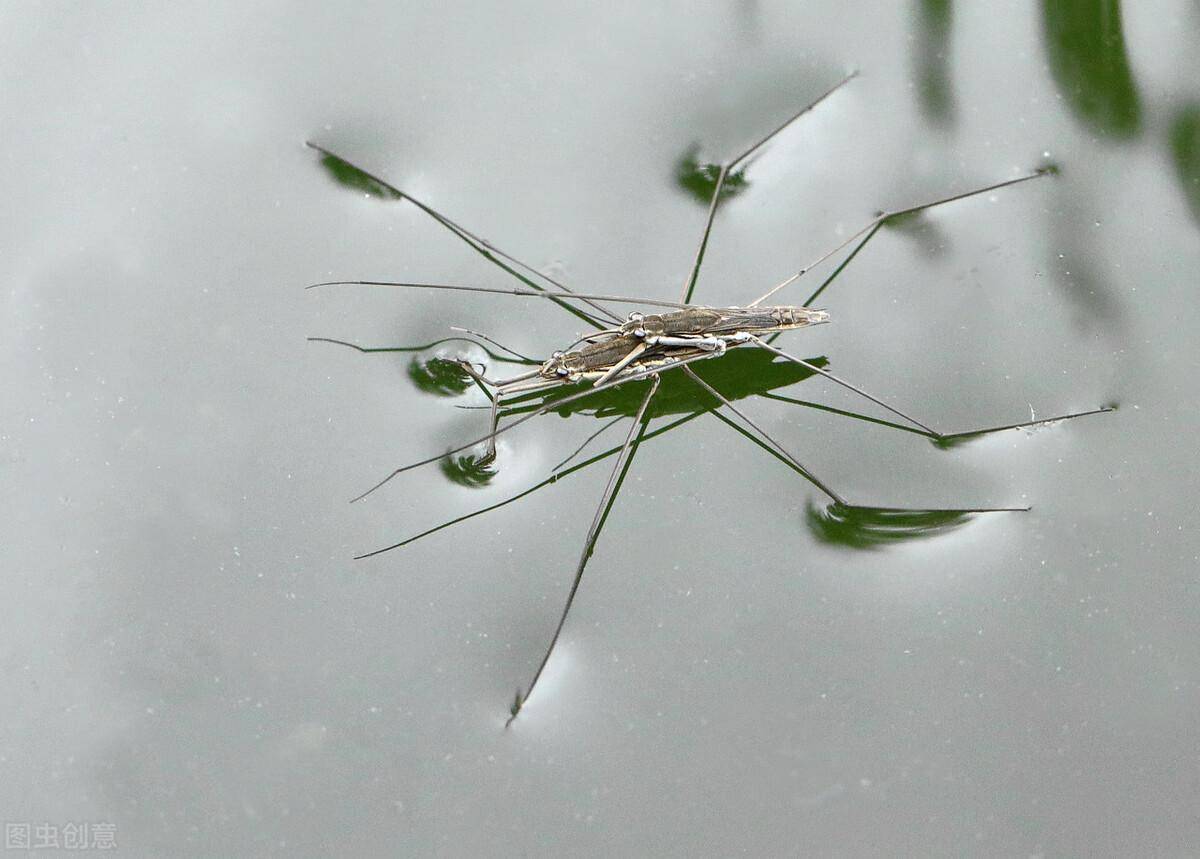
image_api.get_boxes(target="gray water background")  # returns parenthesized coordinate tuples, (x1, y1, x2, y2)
(3, 2, 1199, 855)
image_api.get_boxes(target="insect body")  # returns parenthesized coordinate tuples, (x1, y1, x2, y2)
(307, 71, 1112, 726)
(525, 306, 829, 384)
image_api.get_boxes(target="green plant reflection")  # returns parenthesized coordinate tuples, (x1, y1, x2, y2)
(313, 151, 403, 200)
(1041, 0, 1141, 139)
(806, 501, 976, 549)
(914, 0, 956, 127)
(439, 452, 497, 487)
(1170, 104, 1200, 226)
(674, 144, 750, 204)
(408, 356, 472, 396)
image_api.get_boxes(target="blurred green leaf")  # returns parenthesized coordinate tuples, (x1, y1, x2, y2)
(1170, 104, 1200, 225)
(1041, 0, 1141, 139)
(915, 0, 956, 127)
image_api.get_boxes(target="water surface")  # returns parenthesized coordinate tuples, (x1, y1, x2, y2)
(3, 2, 1198, 855)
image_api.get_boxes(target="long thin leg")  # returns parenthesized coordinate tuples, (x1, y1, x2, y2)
(756, 220, 882, 347)
(456, 362, 507, 461)
(490, 377, 570, 398)
(448, 326, 537, 363)
(355, 411, 706, 560)
(492, 366, 931, 439)
(459, 365, 591, 462)
(349, 349, 720, 503)
(683, 367, 846, 504)
(751, 336, 1114, 440)
(507, 375, 662, 725)
(680, 71, 859, 304)
(693, 372, 1029, 513)
(307, 142, 622, 328)
(307, 335, 538, 366)
(934, 405, 1114, 442)
(757, 390, 927, 437)
(800, 221, 883, 309)
(592, 341, 649, 387)
(307, 279, 696, 310)
(560, 329, 624, 352)
(458, 361, 542, 389)
(752, 337, 938, 434)
(748, 168, 1054, 307)
(708, 408, 1028, 514)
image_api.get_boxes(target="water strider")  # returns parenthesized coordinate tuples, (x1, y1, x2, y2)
(307, 71, 1112, 725)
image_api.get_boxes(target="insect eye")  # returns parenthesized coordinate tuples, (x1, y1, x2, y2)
(627, 312, 644, 323)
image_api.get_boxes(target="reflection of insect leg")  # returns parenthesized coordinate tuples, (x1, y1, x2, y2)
(681, 71, 860, 304)
(507, 374, 662, 727)
(748, 335, 1112, 441)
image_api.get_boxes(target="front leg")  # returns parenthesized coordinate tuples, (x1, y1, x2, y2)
(644, 334, 727, 353)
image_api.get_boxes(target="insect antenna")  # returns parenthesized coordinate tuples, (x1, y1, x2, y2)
(680, 70, 860, 304)
(507, 375, 661, 726)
